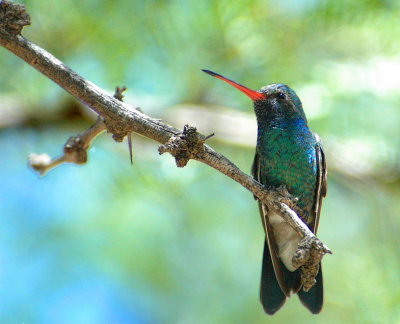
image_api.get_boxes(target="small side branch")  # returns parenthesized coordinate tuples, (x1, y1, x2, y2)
(29, 86, 129, 175)
(29, 117, 106, 175)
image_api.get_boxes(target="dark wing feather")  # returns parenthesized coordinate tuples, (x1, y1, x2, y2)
(311, 134, 327, 233)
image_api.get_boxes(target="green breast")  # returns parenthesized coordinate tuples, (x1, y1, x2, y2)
(257, 121, 317, 221)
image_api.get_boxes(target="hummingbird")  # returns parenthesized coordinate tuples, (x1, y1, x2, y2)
(203, 70, 327, 314)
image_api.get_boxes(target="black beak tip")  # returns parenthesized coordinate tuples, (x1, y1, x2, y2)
(202, 69, 217, 76)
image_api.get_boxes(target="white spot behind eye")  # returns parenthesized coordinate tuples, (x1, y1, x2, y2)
(277, 92, 286, 100)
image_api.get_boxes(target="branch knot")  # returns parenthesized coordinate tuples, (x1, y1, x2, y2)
(63, 136, 88, 164)
(0, 0, 30, 36)
(158, 125, 208, 167)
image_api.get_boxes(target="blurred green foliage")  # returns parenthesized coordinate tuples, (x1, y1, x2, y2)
(1, 0, 400, 323)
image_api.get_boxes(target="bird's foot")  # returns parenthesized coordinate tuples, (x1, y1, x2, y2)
(273, 185, 301, 214)
(292, 236, 332, 291)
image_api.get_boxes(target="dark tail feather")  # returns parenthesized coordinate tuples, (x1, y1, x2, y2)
(260, 240, 300, 315)
(298, 264, 323, 314)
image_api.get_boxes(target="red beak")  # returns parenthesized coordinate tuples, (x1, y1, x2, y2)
(202, 69, 264, 101)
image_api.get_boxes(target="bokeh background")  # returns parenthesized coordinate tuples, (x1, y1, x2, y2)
(1, 0, 400, 323)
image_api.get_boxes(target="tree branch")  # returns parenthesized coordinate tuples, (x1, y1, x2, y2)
(0, 0, 331, 288)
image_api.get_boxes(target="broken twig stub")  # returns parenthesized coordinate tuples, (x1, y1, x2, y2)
(0, 0, 30, 36)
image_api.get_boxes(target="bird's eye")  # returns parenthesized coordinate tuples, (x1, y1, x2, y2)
(277, 92, 286, 100)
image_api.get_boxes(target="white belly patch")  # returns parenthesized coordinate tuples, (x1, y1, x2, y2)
(269, 211, 301, 272)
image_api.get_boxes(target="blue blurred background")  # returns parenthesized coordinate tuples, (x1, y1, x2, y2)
(1, 0, 400, 323)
